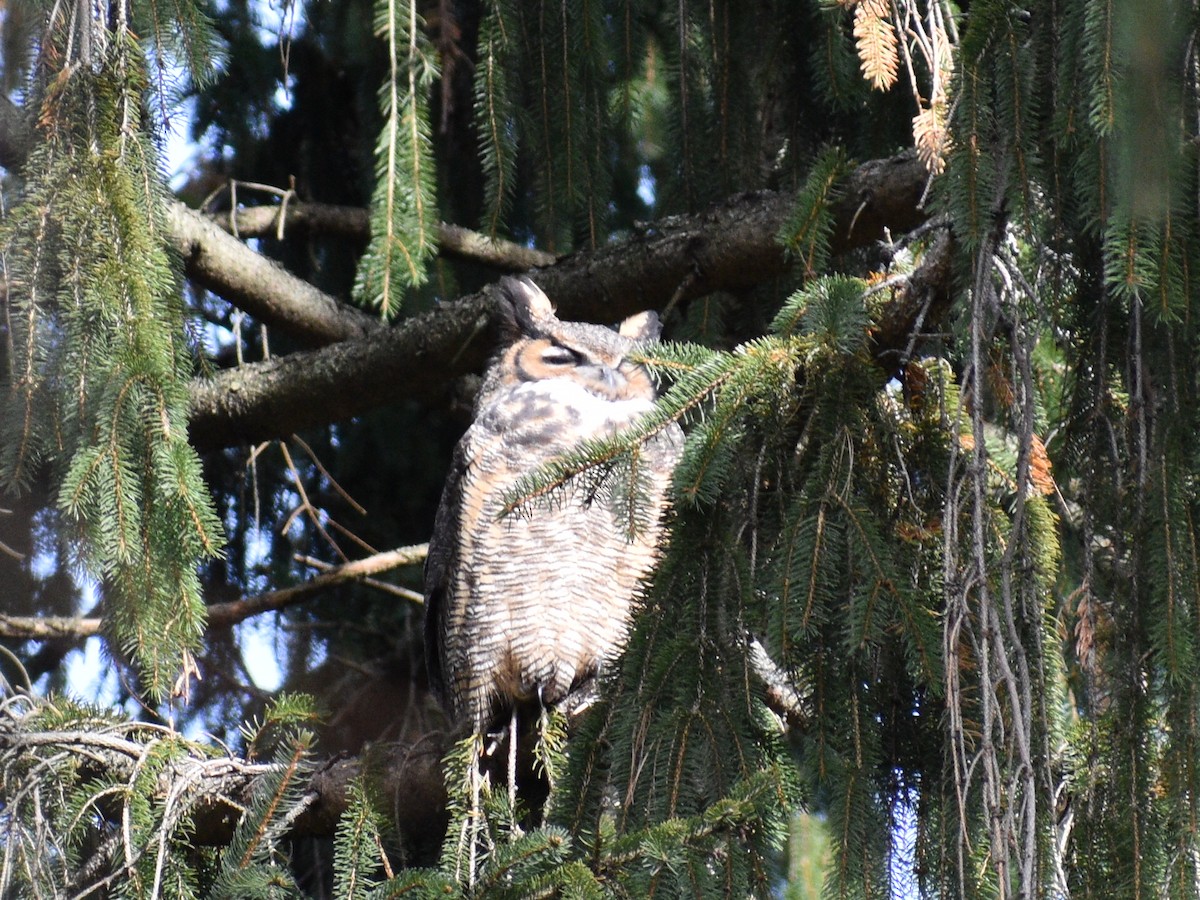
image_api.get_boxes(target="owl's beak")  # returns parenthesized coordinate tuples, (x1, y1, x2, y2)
(590, 365, 624, 392)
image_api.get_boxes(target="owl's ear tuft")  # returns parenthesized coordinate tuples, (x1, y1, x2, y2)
(618, 310, 663, 342)
(499, 277, 556, 333)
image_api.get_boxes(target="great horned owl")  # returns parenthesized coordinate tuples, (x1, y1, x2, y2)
(424, 277, 682, 735)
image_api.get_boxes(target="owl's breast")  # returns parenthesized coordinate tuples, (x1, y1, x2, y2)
(438, 406, 677, 727)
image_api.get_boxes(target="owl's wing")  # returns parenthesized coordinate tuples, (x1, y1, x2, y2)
(423, 442, 469, 708)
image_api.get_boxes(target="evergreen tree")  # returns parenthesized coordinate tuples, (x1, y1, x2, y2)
(0, 0, 1196, 896)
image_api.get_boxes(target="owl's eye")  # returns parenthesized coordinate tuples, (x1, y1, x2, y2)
(539, 345, 581, 367)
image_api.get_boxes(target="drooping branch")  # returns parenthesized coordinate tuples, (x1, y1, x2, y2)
(0, 543, 428, 641)
(0, 94, 29, 171)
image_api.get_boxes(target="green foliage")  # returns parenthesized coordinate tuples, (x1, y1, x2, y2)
(241, 692, 321, 760)
(808, 3, 866, 113)
(354, 0, 439, 317)
(1, 41, 223, 702)
(333, 781, 386, 898)
(210, 736, 312, 896)
(778, 148, 848, 279)
(771, 275, 869, 351)
(0, 694, 306, 898)
(133, 0, 227, 95)
(474, 0, 521, 236)
(508, 0, 616, 249)
(431, 726, 794, 896)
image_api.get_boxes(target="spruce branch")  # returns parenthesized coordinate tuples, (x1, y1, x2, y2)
(0, 94, 937, 448)
(474, 2, 519, 236)
(745, 636, 810, 730)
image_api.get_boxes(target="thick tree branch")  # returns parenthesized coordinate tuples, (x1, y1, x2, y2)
(188, 292, 494, 448)
(188, 153, 932, 447)
(438, 222, 558, 270)
(0, 95, 380, 346)
(0, 614, 102, 641)
(165, 201, 382, 345)
(0, 544, 428, 641)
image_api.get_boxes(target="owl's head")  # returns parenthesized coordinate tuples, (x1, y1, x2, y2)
(487, 277, 664, 403)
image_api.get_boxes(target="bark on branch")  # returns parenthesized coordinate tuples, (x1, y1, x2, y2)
(217, 201, 557, 271)
(0, 95, 380, 347)
(0, 703, 449, 871)
(188, 153, 932, 448)
(165, 201, 383, 345)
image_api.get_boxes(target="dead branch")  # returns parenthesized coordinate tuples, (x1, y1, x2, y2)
(206, 543, 428, 627)
(0, 544, 428, 641)
(0, 697, 449, 865)
(216, 201, 557, 271)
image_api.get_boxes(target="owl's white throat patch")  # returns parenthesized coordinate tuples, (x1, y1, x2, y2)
(511, 379, 655, 434)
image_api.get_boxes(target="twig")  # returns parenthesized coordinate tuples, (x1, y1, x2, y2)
(0, 507, 24, 561)
(291, 434, 367, 515)
(278, 441, 348, 561)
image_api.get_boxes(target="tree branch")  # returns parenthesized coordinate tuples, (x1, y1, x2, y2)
(0, 701, 448, 862)
(165, 200, 382, 346)
(0, 544, 428, 641)
(0, 614, 102, 641)
(206, 542, 427, 626)
(746, 635, 811, 731)
(188, 154, 932, 448)
(438, 222, 558, 270)
(216, 201, 557, 271)
(0, 94, 380, 347)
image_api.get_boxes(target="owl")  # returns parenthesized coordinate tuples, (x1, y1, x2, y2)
(424, 277, 683, 735)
